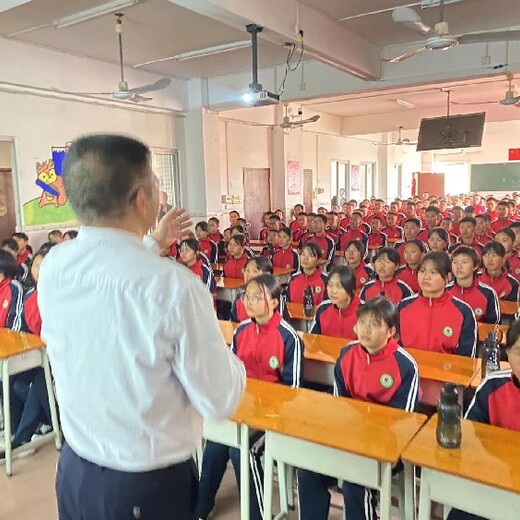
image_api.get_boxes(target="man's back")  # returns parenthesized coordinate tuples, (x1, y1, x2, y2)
(39, 226, 245, 472)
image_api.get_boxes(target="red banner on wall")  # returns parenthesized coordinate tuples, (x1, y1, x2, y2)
(508, 148, 520, 161)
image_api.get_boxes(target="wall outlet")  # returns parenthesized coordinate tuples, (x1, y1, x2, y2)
(221, 194, 233, 204)
(232, 194, 241, 203)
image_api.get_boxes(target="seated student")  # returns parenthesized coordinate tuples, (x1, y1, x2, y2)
(490, 200, 514, 235)
(230, 225, 255, 258)
(293, 212, 310, 243)
(417, 206, 441, 243)
(344, 240, 374, 288)
(325, 211, 344, 243)
(448, 246, 500, 324)
(267, 214, 281, 234)
(236, 218, 250, 244)
(12, 232, 32, 266)
(447, 319, 520, 520)
(47, 230, 63, 244)
(258, 211, 272, 241)
(397, 252, 477, 357)
(428, 227, 450, 253)
(298, 297, 419, 520)
(311, 266, 360, 339)
(218, 227, 231, 260)
(272, 226, 300, 271)
(357, 205, 372, 235)
(508, 223, 520, 283)
(337, 211, 369, 251)
(1, 238, 30, 287)
(367, 215, 388, 259)
(179, 238, 216, 295)
(440, 216, 459, 246)
(223, 234, 249, 278)
(286, 243, 328, 306)
(451, 206, 464, 237)
(195, 221, 218, 263)
(62, 229, 78, 241)
(228, 210, 240, 228)
(208, 216, 224, 243)
(494, 227, 516, 260)
(301, 214, 335, 265)
(0, 249, 23, 329)
(480, 241, 519, 301)
(394, 218, 422, 265)
(197, 274, 303, 520)
(360, 247, 412, 305)
(382, 211, 404, 242)
(290, 204, 304, 233)
(396, 239, 427, 294)
(448, 216, 483, 256)
(474, 214, 493, 245)
(260, 229, 280, 257)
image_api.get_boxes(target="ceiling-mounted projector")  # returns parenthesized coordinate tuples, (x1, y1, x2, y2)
(243, 88, 280, 107)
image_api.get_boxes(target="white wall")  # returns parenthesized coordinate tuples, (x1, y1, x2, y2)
(0, 142, 10, 168)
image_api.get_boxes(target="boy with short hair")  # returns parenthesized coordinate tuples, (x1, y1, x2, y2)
(394, 218, 421, 265)
(48, 230, 63, 244)
(490, 200, 514, 234)
(12, 233, 32, 266)
(337, 211, 369, 251)
(367, 215, 388, 257)
(448, 216, 483, 256)
(480, 241, 519, 301)
(272, 227, 300, 271)
(475, 214, 493, 245)
(440, 217, 459, 246)
(293, 213, 309, 242)
(382, 212, 404, 242)
(302, 214, 335, 264)
(208, 217, 224, 243)
(417, 206, 441, 243)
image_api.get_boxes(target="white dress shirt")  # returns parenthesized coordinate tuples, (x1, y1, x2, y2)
(38, 227, 245, 472)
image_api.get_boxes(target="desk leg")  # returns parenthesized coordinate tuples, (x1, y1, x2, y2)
(277, 461, 289, 517)
(2, 360, 12, 476)
(239, 424, 250, 520)
(417, 470, 432, 520)
(403, 462, 416, 520)
(41, 351, 62, 451)
(379, 462, 392, 520)
(263, 432, 274, 520)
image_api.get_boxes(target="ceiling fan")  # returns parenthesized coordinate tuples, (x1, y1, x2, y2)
(380, 126, 418, 146)
(451, 72, 520, 107)
(55, 14, 170, 103)
(388, 0, 520, 63)
(278, 105, 320, 130)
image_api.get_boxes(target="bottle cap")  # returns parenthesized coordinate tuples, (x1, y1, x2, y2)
(441, 382, 459, 405)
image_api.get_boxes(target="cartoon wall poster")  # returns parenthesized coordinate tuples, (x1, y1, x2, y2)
(23, 144, 76, 226)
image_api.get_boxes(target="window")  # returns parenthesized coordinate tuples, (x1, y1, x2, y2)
(360, 162, 376, 199)
(152, 150, 181, 207)
(330, 160, 349, 205)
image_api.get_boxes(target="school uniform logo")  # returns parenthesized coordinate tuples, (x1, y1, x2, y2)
(380, 374, 394, 389)
(286, 264, 291, 269)
(315, 286, 322, 294)
(269, 356, 280, 369)
(360, 277, 366, 284)
(2, 300, 8, 309)
(443, 326, 454, 337)
(515, 268, 520, 274)
(474, 308, 483, 317)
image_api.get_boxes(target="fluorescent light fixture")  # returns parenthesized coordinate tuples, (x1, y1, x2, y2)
(0, 0, 32, 14)
(396, 98, 418, 109)
(133, 40, 251, 68)
(53, 0, 138, 29)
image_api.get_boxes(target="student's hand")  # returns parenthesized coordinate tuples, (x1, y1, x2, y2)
(152, 208, 192, 249)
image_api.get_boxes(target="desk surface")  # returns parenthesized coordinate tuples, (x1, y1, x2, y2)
(499, 300, 518, 316)
(0, 329, 44, 359)
(235, 378, 427, 464)
(287, 302, 314, 322)
(402, 414, 520, 495)
(477, 322, 509, 344)
(215, 277, 245, 290)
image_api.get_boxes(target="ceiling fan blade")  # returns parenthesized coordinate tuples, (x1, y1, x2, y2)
(129, 94, 153, 103)
(297, 115, 320, 125)
(388, 46, 428, 63)
(392, 7, 432, 36)
(128, 77, 171, 94)
(458, 30, 520, 45)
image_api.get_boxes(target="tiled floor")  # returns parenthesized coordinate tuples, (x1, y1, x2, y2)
(0, 442, 347, 519)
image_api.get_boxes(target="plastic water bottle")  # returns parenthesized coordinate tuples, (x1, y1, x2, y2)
(481, 331, 500, 379)
(303, 285, 315, 318)
(436, 383, 462, 449)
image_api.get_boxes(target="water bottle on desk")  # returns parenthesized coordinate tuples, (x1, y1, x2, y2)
(481, 331, 500, 379)
(436, 383, 462, 449)
(303, 285, 315, 318)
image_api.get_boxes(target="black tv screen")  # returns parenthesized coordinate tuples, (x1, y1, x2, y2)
(417, 112, 485, 151)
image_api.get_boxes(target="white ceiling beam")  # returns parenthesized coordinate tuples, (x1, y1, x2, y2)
(167, 0, 382, 80)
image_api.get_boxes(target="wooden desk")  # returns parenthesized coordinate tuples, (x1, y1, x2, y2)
(470, 362, 511, 388)
(286, 302, 314, 333)
(234, 379, 427, 520)
(0, 329, 62, 476)
(215, 277, 244, 302)
(477, 322, 509, 344)
(402, 414, 520, 520)
(500, 300, 518, 316)
(250, 240, 266, 247)
(272, 267, 293, 285)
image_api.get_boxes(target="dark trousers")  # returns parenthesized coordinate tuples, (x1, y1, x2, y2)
(447, 510, 487, 520)
(57, 443, 198, 520)
(297, 469, 377, 520)
(197, 431, 265, 520)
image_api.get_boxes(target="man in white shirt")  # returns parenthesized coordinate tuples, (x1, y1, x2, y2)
(38, 134, 246, 520)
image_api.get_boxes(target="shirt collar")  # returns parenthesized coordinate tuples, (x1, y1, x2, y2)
(78, 226, 146, 248)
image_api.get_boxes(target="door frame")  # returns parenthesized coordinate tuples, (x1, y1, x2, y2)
(0, 138, 21, 230)
(242, 167, 272, 235)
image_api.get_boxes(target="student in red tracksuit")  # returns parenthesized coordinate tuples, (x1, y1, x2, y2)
(495, 227, 516, 260)
(311, 266, 360, 339)
(447, 319, 520, 520)
(343, 240, 374, 289)
(417, 206, 441, 243)
(325, 212, 345, 243)
(197, 274, 303, 520)
(298, 297, 419, 520)
(208, 217, 224, 243)
(179, 238, 216, 295)
(440, 217, 460, 246)
(448, 246, 499, 324)
(396, 239, 426, 294)
(223, 234, 249, 278)
(448, 217, 484, 257)
(290, 204, 303, 234)
(272, 226, 300, 271)
(337, 211, 368, 251)
(480, 241, 519, 301)
(195, 221, 218, 263)
(367, 216, 387, 259)
(427, 227, 450, 253)
(382, 212, 403, 242)
(0, 249, 23, 330)
(360, 247, 412, 305)
(286, 243, 328, 305)
(397, 252, 477, 357)
(394, 218, 422, 265)
(12, 232, 32, 266)
(258, 211, 272, 241)
(490, 200, 514, 235)
(293, 213, 310, 242)
(300, 214, 336, 265)
(260, 229, 280, 257)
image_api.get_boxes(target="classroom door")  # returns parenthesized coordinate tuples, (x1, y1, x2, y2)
(243, 168, 270, 239)
(303, 169, 313, 213)
(0, 169, 16, 239)
(417, 173, 445, 198)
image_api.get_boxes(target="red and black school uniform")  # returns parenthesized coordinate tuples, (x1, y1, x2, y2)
(490, 218, 514, 235)
(446, 280, 500, 324)
(0, 278, 23, 330)
(393, 240, 408, 266)
(367, 231, 387, 253)
(367, 211, 387, 226)
(298, 338, 419, 520)
(17, 249, 32, 266)
(508, 254, 520, 283)
(223, 253, 248, 279)
(187, 259, 216, 295)
(337, 228, 368, 251)
(197, 311, 303, 520)
(260, 244, 279, 257)
(286, 268, 328, 306)
(382, 225, 403, 242)
(451, 223, 461, 237)
(397, 292, 477, 357)
(475, 233, 493, 246)
(360, 221, 372, 235)
(325, 226, 345, 244)
(417, 228, 436, 244)
(339, 216, 350, 229)
(167, 242, 179, 259)
(289, 219, 300, 233)
(448, 239, 484, 257)
(350, 262, 374, 289)
(396, 266, 420, 293)
(258, 227, 269, 241)
(359, 277, 412, 306)
(199, 238, 218, 263)
(209, 231, 224, 243)
(310, 296, 360, 339)
(479, 269, 519, 301)
(293, 227, 309, 243)
(272, 247, 300, 271)
(301, 234, 336, 264)
(230, 290, 290, 323)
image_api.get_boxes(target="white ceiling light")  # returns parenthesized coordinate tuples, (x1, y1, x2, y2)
(53, 0, 138, 29)
(0, 0, 32, 14)
(133, 40, 251, 68)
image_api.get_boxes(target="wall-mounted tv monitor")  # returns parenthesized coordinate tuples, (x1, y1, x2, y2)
(417, 112, 485, 151)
